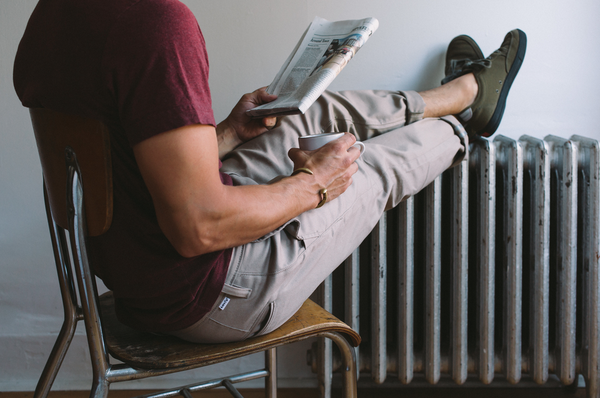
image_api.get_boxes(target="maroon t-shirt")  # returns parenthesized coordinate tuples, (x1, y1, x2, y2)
(14, 0, 232, 332)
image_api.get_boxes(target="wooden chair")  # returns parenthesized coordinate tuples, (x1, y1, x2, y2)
(29, 108, 361, 398)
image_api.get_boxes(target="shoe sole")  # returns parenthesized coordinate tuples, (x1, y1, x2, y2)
(481, 29, 527, 137)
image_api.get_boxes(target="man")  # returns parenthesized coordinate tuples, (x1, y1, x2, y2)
(14, 0, 525, 343)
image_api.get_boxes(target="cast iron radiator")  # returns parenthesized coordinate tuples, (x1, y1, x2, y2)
(307, 134, 600, 397)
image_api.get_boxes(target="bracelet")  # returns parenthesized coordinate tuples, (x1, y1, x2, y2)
(291, 168, 327, 208)
(291, 167, 314, 176)
(316, 188, 328, 208)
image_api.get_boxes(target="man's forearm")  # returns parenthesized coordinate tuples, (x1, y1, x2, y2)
(160, 172, 321, 258)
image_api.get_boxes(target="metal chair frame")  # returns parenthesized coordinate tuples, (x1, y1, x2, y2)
(30, 109, 359, 398)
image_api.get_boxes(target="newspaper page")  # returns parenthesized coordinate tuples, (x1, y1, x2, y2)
(247, 16, 379, 118)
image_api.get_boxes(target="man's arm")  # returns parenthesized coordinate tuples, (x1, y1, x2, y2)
(133, 123, 359, 258)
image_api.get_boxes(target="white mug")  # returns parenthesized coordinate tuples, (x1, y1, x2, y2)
(298, 132, 365, 156)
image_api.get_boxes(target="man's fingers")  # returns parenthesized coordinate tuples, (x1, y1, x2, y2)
(263, 116, 277, 129)
(339, 132, 357, 148)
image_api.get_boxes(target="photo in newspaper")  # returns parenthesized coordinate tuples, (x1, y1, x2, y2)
(247, 16, 379, 118)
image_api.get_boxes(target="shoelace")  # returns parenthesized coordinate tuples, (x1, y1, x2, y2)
(441, 58, 491, 85)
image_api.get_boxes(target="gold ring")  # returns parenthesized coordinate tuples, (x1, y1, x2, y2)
(316, 188, 328, 208)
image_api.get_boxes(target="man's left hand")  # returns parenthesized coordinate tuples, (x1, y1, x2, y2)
(216, 87, 278, 157)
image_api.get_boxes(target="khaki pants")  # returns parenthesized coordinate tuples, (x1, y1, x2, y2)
(167, 90, 467, 343)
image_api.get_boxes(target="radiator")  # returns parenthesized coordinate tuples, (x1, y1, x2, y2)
(308, 134, 600, 397)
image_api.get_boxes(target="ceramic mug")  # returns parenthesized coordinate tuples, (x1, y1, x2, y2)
(298, 132, 365, 155)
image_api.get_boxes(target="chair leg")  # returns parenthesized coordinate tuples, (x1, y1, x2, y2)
(265, 348, 277, 398)
(33, 317, 78, 398)
(90, 378, 110, 398)
(223, 379, 245, 398)
(322, 332, 358, 398)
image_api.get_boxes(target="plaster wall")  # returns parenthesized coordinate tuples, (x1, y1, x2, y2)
(1, 0, 599, 391)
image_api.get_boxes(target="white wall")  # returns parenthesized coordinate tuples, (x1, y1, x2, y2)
(1, 0, 599, 391)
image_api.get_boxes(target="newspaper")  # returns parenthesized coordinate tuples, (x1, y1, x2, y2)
(247, 16, 379, 118)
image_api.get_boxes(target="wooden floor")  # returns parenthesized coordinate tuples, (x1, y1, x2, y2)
(0, 387, 587, 398)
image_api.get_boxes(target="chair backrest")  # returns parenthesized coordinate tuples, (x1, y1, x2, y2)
(29, 108, 113, 236)
(30, 109, 116, 398)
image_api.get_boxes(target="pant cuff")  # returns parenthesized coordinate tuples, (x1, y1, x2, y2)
(399, 90, 426, 125)
(439, 115, 469, 167)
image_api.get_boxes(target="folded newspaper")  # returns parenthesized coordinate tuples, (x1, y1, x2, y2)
(247, 16, 379, 118)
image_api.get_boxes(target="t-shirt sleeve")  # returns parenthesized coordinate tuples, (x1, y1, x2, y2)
(102, 0, 215, 146)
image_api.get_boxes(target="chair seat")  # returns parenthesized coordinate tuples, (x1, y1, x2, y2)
(99, 292, 361, 370)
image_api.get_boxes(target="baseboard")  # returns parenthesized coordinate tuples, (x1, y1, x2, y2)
(0, 386, 588, 398)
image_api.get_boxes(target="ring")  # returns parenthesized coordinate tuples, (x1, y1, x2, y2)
(316, 188, 328, 208)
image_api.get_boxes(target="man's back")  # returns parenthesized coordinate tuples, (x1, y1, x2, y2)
(14, 0, 232, 334)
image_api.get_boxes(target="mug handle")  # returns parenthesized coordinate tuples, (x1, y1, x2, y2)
(351, 141, 366, 156)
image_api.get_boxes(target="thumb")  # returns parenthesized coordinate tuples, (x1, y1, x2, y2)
(256, 87, 278, 103)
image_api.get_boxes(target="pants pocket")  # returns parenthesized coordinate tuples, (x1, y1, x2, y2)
(249, 302, 276, 338)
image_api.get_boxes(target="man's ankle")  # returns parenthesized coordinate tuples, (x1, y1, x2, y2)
(456, 73, 478, 112)
(420, 73, 478, 119)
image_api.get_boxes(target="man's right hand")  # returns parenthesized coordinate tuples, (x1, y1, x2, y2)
(287, 132, 360, 205)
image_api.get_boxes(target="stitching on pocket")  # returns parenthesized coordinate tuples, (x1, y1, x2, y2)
(222, 283, 252, 298)
(208, 317, 248, 333)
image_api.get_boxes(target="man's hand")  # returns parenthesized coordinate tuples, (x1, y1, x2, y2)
(217, 87, 277, 158)
(288, 133, 361, 205)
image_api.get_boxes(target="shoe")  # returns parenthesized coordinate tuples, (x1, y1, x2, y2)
(443, 29, 527, 138)
(441, 34, 484, 85)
